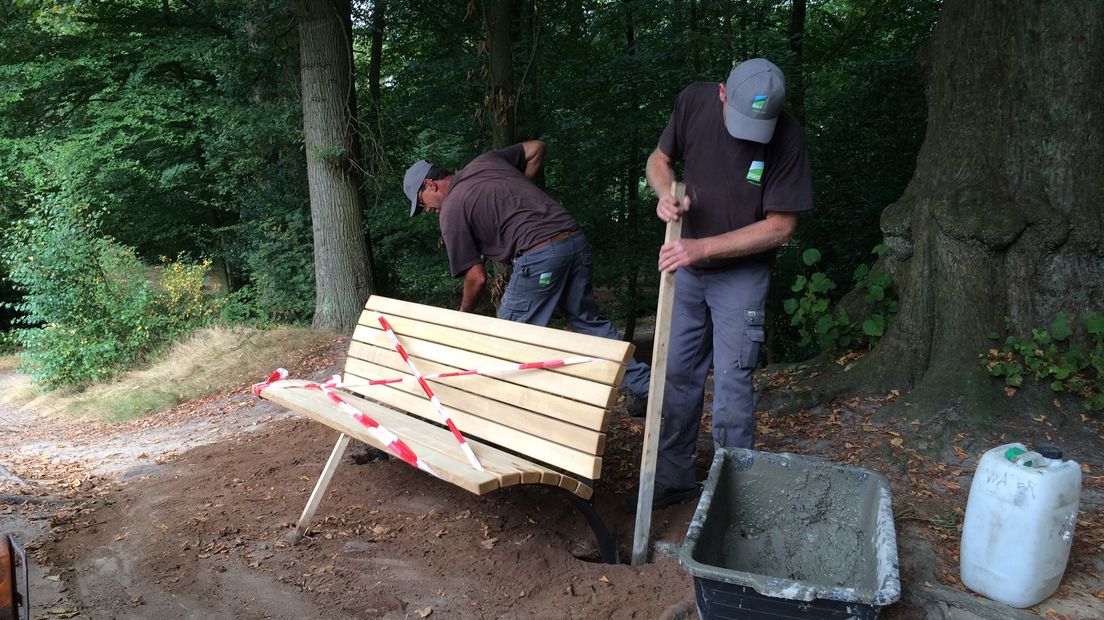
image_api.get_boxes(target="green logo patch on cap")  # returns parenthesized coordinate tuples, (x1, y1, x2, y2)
(746, 160, 765, 186)
(539, 272, 552, 286)
(751, 95, 768, 114)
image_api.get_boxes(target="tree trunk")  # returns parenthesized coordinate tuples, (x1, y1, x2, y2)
(846, 0, 1104, 421)
(298, 0, 373, 331)
(484, 0, 516, 149)
(482, 0, 519, 310)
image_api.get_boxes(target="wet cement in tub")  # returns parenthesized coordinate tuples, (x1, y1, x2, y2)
(687, 450, 891, 603)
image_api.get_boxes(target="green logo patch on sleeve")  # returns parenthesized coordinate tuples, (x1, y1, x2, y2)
(746, 160, 765, 186)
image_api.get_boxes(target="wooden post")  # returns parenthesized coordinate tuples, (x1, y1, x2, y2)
(293, 432, 351, 543)
(631, 181, 685, 565)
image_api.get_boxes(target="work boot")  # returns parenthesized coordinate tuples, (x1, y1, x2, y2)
(622, 483, 700, 513)
(626, 393, 648, 418)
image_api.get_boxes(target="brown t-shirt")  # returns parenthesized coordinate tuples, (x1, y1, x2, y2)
(658, 81, 814, 271)
(440, 144, 577, 277)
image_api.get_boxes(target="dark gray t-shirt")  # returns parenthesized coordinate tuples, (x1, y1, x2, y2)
(440, 144, 577, 277)
(659, 81, 814, 271)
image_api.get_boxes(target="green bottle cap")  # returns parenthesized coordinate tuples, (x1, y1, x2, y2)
(1005, 447, 1026, 461)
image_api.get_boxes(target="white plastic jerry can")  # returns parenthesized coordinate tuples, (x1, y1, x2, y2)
(960, 442, 1082, 608)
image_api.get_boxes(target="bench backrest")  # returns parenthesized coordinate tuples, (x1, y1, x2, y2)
(340, 296, 635, 480)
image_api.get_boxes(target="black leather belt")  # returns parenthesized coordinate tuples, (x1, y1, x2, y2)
(518, 228, 581, 256)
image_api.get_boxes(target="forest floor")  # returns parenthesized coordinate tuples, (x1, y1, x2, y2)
(2, 338, 1103, 620)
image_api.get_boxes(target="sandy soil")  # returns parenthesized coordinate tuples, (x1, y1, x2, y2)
(2, 346, 1103, 620)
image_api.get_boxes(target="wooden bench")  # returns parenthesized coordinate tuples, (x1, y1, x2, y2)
(254, 295, 635, 563)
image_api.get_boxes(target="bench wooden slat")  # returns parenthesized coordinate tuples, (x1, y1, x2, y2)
(350, 327, 618, 408)
(365, 296, 636, 364)
(333, 368, 602, 479)
(343, 359, 606, 454)
(356, 314, 628, 385)
(344, 345, 611, 431)
(260, 382, 594, 499)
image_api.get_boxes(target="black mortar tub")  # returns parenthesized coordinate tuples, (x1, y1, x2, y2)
(679, 448, 900, 619)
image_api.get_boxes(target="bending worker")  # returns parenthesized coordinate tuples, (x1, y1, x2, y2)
(637, 58, 814, 510)
(402, 141, 651, 414)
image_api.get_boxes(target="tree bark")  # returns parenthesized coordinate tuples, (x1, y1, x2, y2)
(484, 0, 516, 149)
(842, 0, 1104, 421)
(298, 0, 373, 331)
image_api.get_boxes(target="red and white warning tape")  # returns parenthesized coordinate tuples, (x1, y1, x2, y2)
(252, 369, 439, 478)
(340, 355, 596, 389)
(375, 313, 484, 472)
(251, 313, 601, 475)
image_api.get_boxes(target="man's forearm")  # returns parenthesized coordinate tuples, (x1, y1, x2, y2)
(646, 148, 675, 198)
(459, 262, 487, 312)
(521, 140, 546, 180)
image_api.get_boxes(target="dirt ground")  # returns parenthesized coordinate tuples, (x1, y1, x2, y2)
(2, 340, 1103, 619)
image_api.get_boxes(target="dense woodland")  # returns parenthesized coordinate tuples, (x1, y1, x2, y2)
(1, 0, 1101, 420)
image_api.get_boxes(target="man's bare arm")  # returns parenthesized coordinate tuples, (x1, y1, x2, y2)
(459, 262, 488, 312)
(520, 140, 547, 180)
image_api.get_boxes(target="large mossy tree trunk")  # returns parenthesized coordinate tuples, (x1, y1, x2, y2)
(843, 0, 1104, 421)
(298, 0, 374, 331)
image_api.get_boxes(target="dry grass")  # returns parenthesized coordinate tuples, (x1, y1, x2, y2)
(5, 325, 337, 423)
(0, 355, 20, 372)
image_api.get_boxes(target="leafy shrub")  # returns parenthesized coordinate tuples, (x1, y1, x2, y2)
(4, 200, 219, 389)
(782, 245, 897, 354)
(982, 312, 1104, 411)
(225, 207, 315, 325)
(0, 331, 17, 354)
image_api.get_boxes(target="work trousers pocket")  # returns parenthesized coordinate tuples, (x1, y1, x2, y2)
(739, 308, 766, 368)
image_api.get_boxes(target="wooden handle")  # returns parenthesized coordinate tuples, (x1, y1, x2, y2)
(630, 180, 685, 565)
(671, 180, 686, 211)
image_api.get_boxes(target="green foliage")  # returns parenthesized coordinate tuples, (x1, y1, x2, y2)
(784, 248, 847, 352)
(0, 331, 17, 354)
(1, 0, 938, 369)
(3, 199, 219, 389)
(783, 245, 897, 355)
(982, 313, 1104, 411)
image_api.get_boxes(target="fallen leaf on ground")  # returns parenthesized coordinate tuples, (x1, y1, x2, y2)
(414, 607, 432, 617)
(480, 537, 497, 549)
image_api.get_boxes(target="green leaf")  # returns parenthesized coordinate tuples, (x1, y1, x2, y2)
(866, 284, 885, 302)
(1084, 312, 1104, 335)
(868, 272, 892, 288)
(791, 275, 807, 293)
(808, 272, 835, 294)
(852, 264, 870, 282)
(872, 244, 887, 256)
(862, 314, 886, 337)
(783, 298, 798, 314)
(815, 315, 836, 335)
(1050, 380, 1064, 392)
(1050, 313, 1072, 341)
(802, 248, 822, 266)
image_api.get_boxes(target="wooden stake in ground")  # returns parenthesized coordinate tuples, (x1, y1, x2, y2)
(631, 180, 685, 566)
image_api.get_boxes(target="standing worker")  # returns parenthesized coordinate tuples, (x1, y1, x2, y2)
(635, 58, 814, 510)
(402, 140, 651, 413)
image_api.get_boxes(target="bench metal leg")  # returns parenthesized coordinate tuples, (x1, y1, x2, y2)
(572, 495, 620, 564)
(293, 433, 351, 544)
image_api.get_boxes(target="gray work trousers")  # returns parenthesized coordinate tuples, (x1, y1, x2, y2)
(496, 231, 651, 399)
(655, 262, 770, 490)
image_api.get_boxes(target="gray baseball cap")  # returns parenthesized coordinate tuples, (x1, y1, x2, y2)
(403, 160, 433, 216)
(724, 58, 786, 144)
